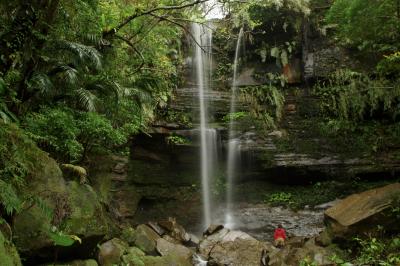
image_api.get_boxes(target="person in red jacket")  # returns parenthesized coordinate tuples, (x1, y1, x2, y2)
(273, 224, 286, 247)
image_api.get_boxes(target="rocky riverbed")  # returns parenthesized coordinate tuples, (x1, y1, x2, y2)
(213, 203, 325, 242)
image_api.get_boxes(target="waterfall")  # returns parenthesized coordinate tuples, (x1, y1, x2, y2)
(192, 23, 216, 228)
(225, 28, 244, 228)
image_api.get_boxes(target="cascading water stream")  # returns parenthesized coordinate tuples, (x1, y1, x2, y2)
(225, 28, 244, 228)
(192, 23, 216, 228)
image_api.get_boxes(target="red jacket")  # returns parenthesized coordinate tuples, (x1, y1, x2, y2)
(274, 228, 286, 240)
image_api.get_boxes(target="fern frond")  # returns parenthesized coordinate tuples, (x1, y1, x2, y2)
(53, 40, 102, 71)
(0, 180, 22, 215)
(57, 65, 79, 86)
(30, 73, 54, 97)
(73, 88, 97, 112)
(0, 102, 18, 124)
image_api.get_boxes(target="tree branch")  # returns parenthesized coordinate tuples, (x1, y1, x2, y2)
(115, 35, 145, 74)
(150, 14, 207, 53)
(103, 0, 210, 37)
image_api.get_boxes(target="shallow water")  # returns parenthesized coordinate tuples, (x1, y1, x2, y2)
(134, 195, 325, 241)
(211, 203, 324, 241)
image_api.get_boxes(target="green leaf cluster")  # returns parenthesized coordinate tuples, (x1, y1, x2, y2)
(240, 84, 285, 130)
(326, 0, 400, 53)
(24, 106, 127, 162)
(314, 70, 400, 122)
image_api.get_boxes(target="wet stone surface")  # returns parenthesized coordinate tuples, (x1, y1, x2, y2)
(213, 203, 325, 241)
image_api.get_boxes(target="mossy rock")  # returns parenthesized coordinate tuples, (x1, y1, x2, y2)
(120, 227, 136, 245)
(12, 203, 54, 252)
(64, 181, 111, 237)
(44, 259, 98, 266)
(142, 253, 192, 266)
(121, 247, 146, 266)
(122, 245, 192, 266)
(0, 231, 22, 266)
(98, 238, 129, 266)
(133, 225, 160, 255)
(9, 123, 67, 252)
(13, 181, 113, 254)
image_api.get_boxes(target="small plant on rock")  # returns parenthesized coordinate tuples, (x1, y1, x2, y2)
(266, 192, 293, 206)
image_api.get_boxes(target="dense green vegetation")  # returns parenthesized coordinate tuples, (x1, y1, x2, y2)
(0, 0, 206, 226)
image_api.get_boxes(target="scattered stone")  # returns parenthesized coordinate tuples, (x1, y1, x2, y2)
(158, 217, 190, 242)
(156, 238, 193, 260)
(98, 238, 128, 266)
(148, 221, 166, 236)
(134, 224, 161, 254)
(186, 233, 200, 246)
(203, 224, 224, 236)
(158, 217, 177, 232)
(199, 228, 230, 256)
(162, 234, 181, 244)
(316, 230, 332, 247)
(268, 245, 291, 266)
(286, 236, 306, 248)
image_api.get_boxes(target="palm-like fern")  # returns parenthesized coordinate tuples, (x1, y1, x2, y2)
(0, 78, 17, 123)
(27, 40, 107, 111)
(27, 39, 155, 113)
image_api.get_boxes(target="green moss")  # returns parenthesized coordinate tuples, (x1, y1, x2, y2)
(64, 181, 110, 236)
(122, 247, 146, 266)
(12, 204, 53, 252)
(142, 253, 192, 266)
(121, 227, 136, 245)
(0, 231, 22, 266)
(44, 259, 98, 266)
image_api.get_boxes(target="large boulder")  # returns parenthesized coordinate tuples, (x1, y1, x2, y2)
(13, 181, 112, 255)
(156, 238, 193, 260)
(133, 224, 161, 254)
(64, 181, 111, 237)
(199, 227, 271, 266)
(8, 123, 113, 257)
(12, 143, 68, 253)
(324, 183, 400, 240)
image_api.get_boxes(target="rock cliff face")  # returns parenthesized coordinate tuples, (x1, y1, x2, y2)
(130, 87, 400, 187)
(127, 7, 399, 189)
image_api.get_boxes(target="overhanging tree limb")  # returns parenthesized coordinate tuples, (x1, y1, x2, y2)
(149, 14, 206, 52)
(103, 0, 210, 37)
(115, 35, 145, 74)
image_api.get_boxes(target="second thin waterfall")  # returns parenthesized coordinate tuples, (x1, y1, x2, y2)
(225, 28, 244, 228)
